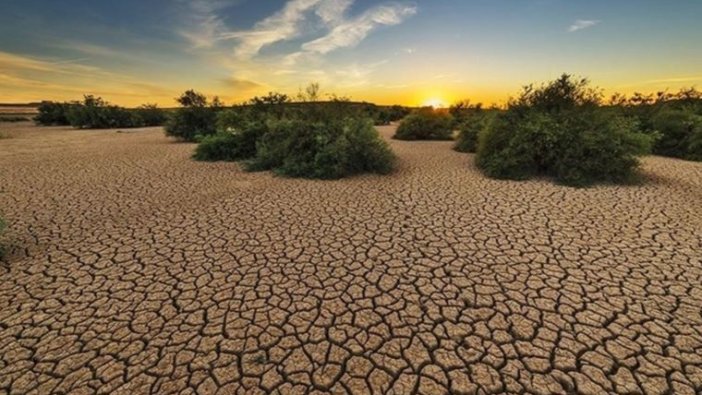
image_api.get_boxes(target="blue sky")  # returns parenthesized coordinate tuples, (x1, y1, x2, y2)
(1, 0, 701, 106)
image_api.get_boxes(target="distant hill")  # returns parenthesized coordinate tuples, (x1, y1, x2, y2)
(0, 103, 38, 118)
(0, 103, 41, 108)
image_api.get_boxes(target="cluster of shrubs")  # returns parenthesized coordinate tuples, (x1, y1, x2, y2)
(175, 88, 396, 179)
(442, 75, 702, 187)
(472, 75, 655, 186)
(393, 109, 453, 140)
(35, 96, 167, 129)
(165, 90, 222, 141)
(608, 89, 702, 161)
(449, 101, 498, 153)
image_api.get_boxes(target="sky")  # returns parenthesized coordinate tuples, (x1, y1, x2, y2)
(1, 0, 701, 107)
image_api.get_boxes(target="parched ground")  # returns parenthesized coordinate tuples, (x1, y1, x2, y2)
(0, 123, 701, 395)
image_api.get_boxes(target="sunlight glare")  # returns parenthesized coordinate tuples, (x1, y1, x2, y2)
(422, 98, 446, 109)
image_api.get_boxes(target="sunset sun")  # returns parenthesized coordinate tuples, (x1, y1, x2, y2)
(422, 98, 446, 109)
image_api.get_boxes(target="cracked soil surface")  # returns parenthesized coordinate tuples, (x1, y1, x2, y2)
(0, 123, 701, 394)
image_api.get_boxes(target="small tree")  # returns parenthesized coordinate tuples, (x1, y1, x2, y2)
(298, 82, 321, 102)
(177, 90, 208, 107)
(248, 92, 290, 121)
(165, 90, 219, 141)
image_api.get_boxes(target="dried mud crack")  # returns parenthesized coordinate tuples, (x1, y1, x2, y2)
(1, 124, 701, 394)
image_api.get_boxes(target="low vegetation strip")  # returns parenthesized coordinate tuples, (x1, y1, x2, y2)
(34, 96, 167, 129)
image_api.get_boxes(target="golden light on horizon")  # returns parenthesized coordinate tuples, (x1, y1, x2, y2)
(421, 97, 447, 109)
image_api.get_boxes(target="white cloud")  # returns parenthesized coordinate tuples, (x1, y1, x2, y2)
(184, 0, 415, 60)
(302, 4, 417, 54)
(315, 0, 353, 26)
(180, 0, 232, 48)
(178, 0, 416, 96)
(568, 19, 600, 32)
(220, 0, 324, 58)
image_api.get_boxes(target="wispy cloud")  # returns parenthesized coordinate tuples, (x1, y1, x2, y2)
(184, 0, 415, 61)
(177, 0, 416, 100)
(220, 0, 324, 59)
(301, 3, 417, 54)
(568, 19, 600, 32)
(315, 0, 353, 26)
(0, 51, 107, 76)
(220, 77, 264, 91)
(180, 0, 232, 48)
(0, 50, 179, 104)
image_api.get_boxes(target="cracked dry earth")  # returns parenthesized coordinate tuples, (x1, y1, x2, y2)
(1, 123, 701, 395)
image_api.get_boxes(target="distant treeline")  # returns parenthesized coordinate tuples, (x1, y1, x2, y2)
(34, 96, 168, 129)
(34, 93, 411, 130)
(603, 89, 702, 160)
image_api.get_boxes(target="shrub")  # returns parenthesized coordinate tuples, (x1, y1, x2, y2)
(394, 110, 453, 140)
(193, 133, 240, 162)
(165, 90, 220, 142)
(216, 108, 251, 131)
(454, 122, 481, 153)
(649, 108, 702, 160)
(35, 101, 73, 125)
(449, 100, 483, 128)
(135, 104, 168, 127)
(387, 105, 411, 122)
(607, 87, 702, 161)
(65, 95, 139, 129)
(454, 113, 493, 153)
(476, 74, 655, 186)
(194, 123, 268, 162)
(248, 92, 290, 121)
(249, 117, 395, 179)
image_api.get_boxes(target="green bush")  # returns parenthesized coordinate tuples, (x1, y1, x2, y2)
(193, 133, 240, 162)
(249, 117, 395, 179)
(454, 113, 494, 153)
(454, 123, 481, 153)
(188, 84, 397, 178)
(476, 75, 655, 186)
(165, 90, 220, 142)
(649, 108, 702, 160)
(607, 88, 702, 161)
(67, 96, 142, 129)
(35, 101, 73, 125)
(134, 104, 168, 127)
(394, 110, 453, 140)
(37, 96, 168, 129)
(194, 123, 267, 162)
